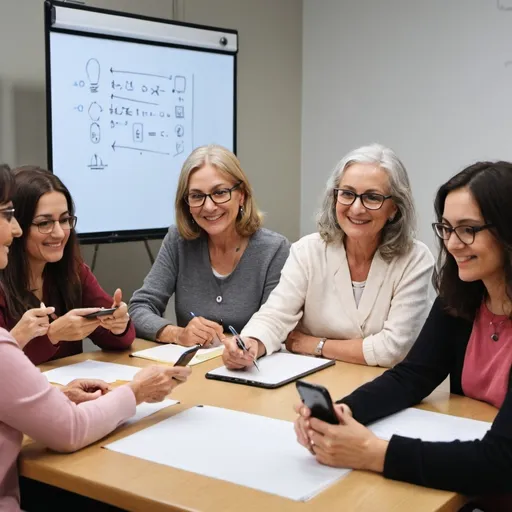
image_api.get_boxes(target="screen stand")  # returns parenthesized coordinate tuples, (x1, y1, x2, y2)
(90, 240, 155, 273)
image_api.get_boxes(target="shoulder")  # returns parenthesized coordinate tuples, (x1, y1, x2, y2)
(251, 228, 290, 250)
(78, 261, 95, 284)
(292, 232, 328, 254)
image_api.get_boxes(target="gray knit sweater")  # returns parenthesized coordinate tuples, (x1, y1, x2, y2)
(128, 226, 291, 340)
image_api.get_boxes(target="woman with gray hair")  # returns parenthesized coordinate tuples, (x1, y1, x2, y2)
(223, 143, 434, 368)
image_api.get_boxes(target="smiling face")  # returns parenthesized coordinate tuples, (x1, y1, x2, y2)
(442, 187, 504, 286)
(336, 163, 397, 242)
(0, 202, 22, 269)
(26, 191, 71, 266)
(187, 164, 244, 237)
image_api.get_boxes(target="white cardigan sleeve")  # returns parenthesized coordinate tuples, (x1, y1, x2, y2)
(241, 242, 309, 355)
(362, 242, 435, 367)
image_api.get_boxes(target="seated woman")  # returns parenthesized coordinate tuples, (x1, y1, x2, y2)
(129, 144, 290, 347)
(0, 163, 191, 511)
(294, 161, 512, 509)
(0, 166, 135, 365)
(223, 143, 434, 369)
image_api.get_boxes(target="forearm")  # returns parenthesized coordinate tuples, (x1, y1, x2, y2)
(321, 338, 365, 364)
(10, 324, 30, 349)
(156, 324, 183, 343)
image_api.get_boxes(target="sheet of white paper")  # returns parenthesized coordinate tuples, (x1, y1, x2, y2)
(369, 407, 491, 442)
(123, 399, 179, 426)
(105, 405, 349, 501)
(131, 343, 223, 366)
(207, 352, 332, 385)
(42, 360, 140, 385)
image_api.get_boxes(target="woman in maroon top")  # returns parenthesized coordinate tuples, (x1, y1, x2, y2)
(294, 161, 512, 511)
(0, 166, 134, 365)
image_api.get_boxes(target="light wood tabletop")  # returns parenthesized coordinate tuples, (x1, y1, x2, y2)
(19, 339, 498, 512)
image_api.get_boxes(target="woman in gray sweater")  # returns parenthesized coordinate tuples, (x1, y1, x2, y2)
(129, 145, 290, 347)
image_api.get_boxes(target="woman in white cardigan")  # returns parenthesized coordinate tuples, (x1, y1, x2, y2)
(222, 143, 434, 368)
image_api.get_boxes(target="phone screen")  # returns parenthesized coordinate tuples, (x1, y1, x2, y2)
(296, 380, 339, 424)
(174, 345, 201, 367)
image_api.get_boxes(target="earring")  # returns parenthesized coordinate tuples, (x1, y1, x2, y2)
(239, 205, 245, 216)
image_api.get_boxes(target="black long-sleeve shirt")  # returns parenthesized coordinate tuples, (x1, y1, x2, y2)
(339, 297, 512, 495)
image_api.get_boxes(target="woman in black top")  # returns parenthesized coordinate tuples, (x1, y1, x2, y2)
(294, 161, 512, 506)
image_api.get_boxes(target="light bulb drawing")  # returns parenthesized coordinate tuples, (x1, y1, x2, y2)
(86, 58, 100, 93)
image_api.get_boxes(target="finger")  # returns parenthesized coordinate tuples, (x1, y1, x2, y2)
(112, 288, 122, 307)
(308, 430, 330, 450)
(196, 317, 223, 336)
(80, 389, 102, 402)
(31, 306, 56, 317)
(309, 417, 332, 435)
(50, 313, 59, 321)
(83, 379, 111, 392)
(167, 366, 192, 378)
(112, 302, 128, 318)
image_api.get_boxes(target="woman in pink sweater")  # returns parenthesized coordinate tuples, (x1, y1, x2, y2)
(0, 164, 191, 511)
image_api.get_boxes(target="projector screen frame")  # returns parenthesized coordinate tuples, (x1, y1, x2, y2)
(44, 0, 238, 245)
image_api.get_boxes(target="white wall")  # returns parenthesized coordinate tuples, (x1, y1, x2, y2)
(301, 0, 512, 252)
(0, 0, 302, 305)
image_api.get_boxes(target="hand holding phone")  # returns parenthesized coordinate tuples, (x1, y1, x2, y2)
(296, 380, 339, 425)
(83, 307, 118, 319)
(174, 344, 201, 367)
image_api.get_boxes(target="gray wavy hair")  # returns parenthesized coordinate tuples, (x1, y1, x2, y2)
(317, 143, 416, 260)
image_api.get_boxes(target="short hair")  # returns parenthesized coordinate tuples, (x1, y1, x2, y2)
(433, 161, 512, 320)
(175, 145, 263, 240)
(317, 143, 416, 261)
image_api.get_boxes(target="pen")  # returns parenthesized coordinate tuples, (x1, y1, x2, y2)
(190, 311, 222, 347)
(228, 325, 260, 371)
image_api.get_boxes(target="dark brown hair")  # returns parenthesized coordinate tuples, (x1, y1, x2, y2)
(433, 161, 512, 320)
(0, 166, 82, 320)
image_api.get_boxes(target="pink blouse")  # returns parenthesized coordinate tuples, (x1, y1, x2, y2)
(462, 303, 512, 408)
(0, 330, 136, 511)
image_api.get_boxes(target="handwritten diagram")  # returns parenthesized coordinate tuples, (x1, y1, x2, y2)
(72, 58, 194, 170)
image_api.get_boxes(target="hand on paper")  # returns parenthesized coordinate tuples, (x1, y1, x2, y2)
(99, 288, 130, 335)
(62, 378, 111, 404)
(10, 304, 56, 348)
(222, 336, 262, 369)
(285, 330, 318, 355)
(177, 316, 223, 348)
(295, 402, 387, 472)
(47, 308, 102, 344)
(130, 365, 191, 404)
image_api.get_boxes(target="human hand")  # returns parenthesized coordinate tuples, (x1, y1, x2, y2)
(221, 336, 262, 369)
(10, 303, 55, 348)
(98, 288, 130, 335)
(285, 330, 318, 355)
(176, 316, 223, 347)
(47, 308, 102, 344)
(129, 365, 191, 404)
(61, 378, 111, 404)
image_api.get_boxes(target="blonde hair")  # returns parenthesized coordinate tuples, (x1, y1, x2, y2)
(175, 145, 263, 239)
(317, 143, 416, 261)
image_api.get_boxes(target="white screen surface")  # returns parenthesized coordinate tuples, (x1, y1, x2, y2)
(48, 31, 235, 237)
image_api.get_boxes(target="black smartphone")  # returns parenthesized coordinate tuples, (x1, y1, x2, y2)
(83, 307, 118, 319)
(174, 345, 201, 367)
(296, 380, 339, 425)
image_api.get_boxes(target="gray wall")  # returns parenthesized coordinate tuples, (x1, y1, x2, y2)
(0, 0, 302, 307)
(301, 0, 512, 253)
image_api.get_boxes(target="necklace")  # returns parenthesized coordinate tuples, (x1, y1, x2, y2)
(489, 315, 508, 342)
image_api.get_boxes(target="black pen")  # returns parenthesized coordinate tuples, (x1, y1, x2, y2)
(228, 325, 260, 371)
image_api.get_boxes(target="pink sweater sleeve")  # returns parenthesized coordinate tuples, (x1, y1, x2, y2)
(0, 332, 136, 452)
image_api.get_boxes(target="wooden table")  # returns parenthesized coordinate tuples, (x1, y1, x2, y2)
(19, 339, 498, 512)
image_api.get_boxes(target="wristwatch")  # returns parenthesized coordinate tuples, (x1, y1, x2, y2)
(314, 337, 327, 357)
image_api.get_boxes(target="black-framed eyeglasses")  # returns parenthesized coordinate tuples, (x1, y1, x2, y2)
(333, 189, 392, 211)
(432, 222, 493, 245)
(0, 207, 16, 222)
(32, 215, 78, 234)
(184, 182, 242, 208)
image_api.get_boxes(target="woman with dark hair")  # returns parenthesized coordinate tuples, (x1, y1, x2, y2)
(0, 166, 134, 365)
(0, 163, 191, 511)
(294, 161, 512, 509)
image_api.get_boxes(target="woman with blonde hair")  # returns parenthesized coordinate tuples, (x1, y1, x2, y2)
(129, 145, 290, 347)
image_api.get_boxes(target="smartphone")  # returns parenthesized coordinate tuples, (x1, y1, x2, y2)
(83, 307, 118, 319)
(174, 345, 201, 367)
(296, 380, 339, 425)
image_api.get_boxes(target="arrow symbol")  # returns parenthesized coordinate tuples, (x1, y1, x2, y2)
(111, 94, 159, 106)
(111, 141, 170, 155)
(110, 67, 172, 80)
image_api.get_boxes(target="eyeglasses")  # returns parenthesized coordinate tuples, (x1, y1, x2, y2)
(432, 222, 493, 245)
(32, 216, 77, 234)
(0, 207, 16, 222)
(333, 189, 392, 210)
(184, 182, 242, 208)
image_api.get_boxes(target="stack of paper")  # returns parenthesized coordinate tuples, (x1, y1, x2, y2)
(42, 360, 140, 385)
(131, 343, 224, 366)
